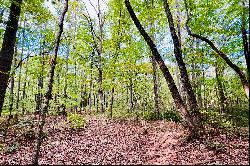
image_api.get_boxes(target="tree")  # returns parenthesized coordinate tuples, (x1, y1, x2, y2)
(125, 0, 198, 133)
(33, 0, 68, 164)
(184, 0, 249, 99)
(0, 0, 22, 115)
(162, 0, 202, 125)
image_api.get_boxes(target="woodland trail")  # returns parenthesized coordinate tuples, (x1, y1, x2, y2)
(0, 115, 249, 165)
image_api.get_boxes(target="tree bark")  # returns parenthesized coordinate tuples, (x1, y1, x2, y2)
(0, 0, 22, 115)
(33, 1, 68, 164)
(163, 0, 201, 125)
(241, 1, 249, 76)
(175, 0, 181, 91)
(125, 0, 197, 132)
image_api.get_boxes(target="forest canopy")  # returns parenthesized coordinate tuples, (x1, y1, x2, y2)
(0, 0, 249, 165)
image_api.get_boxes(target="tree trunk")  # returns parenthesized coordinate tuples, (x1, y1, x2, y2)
(62, 45, 69, 114)
(93, 91, 96, 107)
(33, 1, 68, 164)
(21, 63, 28, 115)
(0, 0, 22, 115)
(125, 0, 197, 133)
(129, 76, 133, 112)
(98, 69, 104, 113)
(88, 57, 93, 111)
(55, 72, 60, 112)
(109, 86, 114, 118)
(175, 0, 182, 92)
(147, 0, 160, 115)
(241, 1, 249, 76)
(215, 60, 226, 112)
(9, 44, 18, 115)
(109, 4, 122, 117)
(35, 38, 45, 113)
(16, 20, 25, 111)
(16, 64, 21, 111)
(188, 33, 249, 99)
(163, 0, 201, 125)
(97, 0, 104, 114)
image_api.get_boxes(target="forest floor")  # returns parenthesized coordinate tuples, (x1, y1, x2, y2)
(0, 114, 249, 165)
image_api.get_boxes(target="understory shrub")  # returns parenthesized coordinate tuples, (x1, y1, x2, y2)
(200, 107, 249, 129)
(142, 109, 181, 122)
(67, 112, 86, 130)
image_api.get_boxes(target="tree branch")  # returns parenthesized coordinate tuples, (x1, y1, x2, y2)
(184, 0, 249, 98)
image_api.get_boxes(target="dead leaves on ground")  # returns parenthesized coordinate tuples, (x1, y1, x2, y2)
(0, 115, 249, 165)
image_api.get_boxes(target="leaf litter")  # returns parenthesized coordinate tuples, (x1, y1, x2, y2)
(0, 115, 248, 165)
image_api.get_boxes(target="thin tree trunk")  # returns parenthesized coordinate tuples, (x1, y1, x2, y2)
(98, 69, 104, 113)
(88, 56, 93, 111)
(33, 1, 68, 164)
(163, 0, 201, 125)
(97, 0, 104, 114)
(21, 63, 28, 115)
(241, 1, 249, 76)
(175, 0, 181, 92)
(35, 37, 45, 113)
(125, 0, 197, 133)
(9, 44, 18, 115)
(109, 86, 114, 118)
(202, 66, 207, 110)
(62, 45, 69, 114)
(129, 76, 133, 112)
(109, 5, 122, 116)
(74, 62, 78, 112)
(147, 0, 160, 115)
(96, 93, 99, 112)
(197, 51, 204, 108)
(0, 0, 22, 115)
(215, 60, 226, 112)
(16, 64, 21, 111)
(16, 19, 25, 111)
(55, 72, 60, 112)
(184, 0, 249, 98)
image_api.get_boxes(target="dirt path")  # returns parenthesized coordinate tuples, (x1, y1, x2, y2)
(0, 116, 249, 165)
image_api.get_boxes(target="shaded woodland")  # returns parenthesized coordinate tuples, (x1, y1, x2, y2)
(0, 0, 249, 165)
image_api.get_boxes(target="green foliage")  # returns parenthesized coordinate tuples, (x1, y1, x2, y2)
(142, 111, 159, 121)
(161, 110, 181, 122)
(142, 109, 181, 122)
(67, 112, 86, 130)
(227, 107, 249, 127)
(0, 0, 248, 132)
(201, 108, 249, 129)
(108, 109, 139, 120)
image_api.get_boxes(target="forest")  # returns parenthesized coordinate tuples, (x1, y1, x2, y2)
(0, 0, 249, 165)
